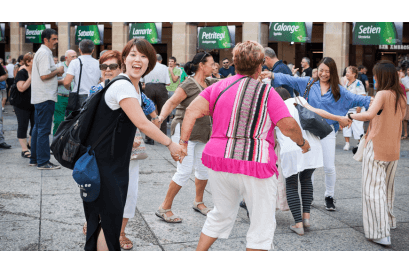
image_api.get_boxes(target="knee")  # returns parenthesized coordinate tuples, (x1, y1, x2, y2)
(324, 165, 336, 176)
(172, 172, 190, 187)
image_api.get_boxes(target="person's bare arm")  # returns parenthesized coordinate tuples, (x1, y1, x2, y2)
(169, 68, 179, 83)
(365, 80, 369, 90)
(350, 92, 384, 121)
(40, 66, 64, 81)
(158, 87, 188, 122)
(0, 72, 7, 82)
(303, 101, 351, 128)
(63, 74, 74, 90)
(16, 76, 31, 92)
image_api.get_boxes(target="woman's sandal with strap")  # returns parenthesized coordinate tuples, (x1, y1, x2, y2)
(21, 150, 31, 158)
(155, 206, 182, 223)
(193, 201, 211, 216)
(119, 232, 133, 250)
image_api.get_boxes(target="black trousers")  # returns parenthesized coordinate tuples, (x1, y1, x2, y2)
(6, 78, 14, 101)
(285, 168, 315, 224)
(13, 106, 35, 139)
(144, 83, 168, 137)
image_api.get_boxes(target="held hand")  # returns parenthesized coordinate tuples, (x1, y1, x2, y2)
(168, 142, 185, 163)
(157, 116, 165, 125)
(57, 66, 64, 74)
(152, 119, 161, 128)
(292, 67, 299, 75)
(300, 139, 311, 154)
(260, 71, 271, 80)
(339, 116, 352, 129)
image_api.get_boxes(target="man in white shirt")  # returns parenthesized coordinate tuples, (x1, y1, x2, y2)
(30, 28, 64, 170)
(63, 39, 101, 112)
(5, 59, 15, 105)
(141, 53, 170, 143)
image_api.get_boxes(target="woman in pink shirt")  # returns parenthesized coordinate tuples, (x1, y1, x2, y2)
(178, 41, 310, 251)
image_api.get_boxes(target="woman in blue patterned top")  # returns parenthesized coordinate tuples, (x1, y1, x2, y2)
(261, 57, 373, 212)
(84, 50, 160, 250)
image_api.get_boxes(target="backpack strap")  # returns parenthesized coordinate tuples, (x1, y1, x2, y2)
(303, 77, 314, 101)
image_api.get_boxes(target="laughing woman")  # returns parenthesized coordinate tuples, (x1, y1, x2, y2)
(261, 57, 372, 211)
(82, 39, 184, 251)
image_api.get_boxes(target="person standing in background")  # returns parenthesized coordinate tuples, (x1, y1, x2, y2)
(30, 28, 64, 170)
(5, 58, 15, 110)
(53, 56, 59, 65)
(141, 53, 171, 144)
(63, 39, 101, 112)
(400, 67, 409, 139)
(13, 55, 24, 78)
(53, 49, 77, 135)
(218, 58, 235, 78)
(166, 56, 181, 119)
(0, 63, 11, 149)
(300, 57, 312, 77)
(358, 65, 370, 93)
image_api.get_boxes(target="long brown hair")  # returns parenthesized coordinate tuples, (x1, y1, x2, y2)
(317, 57, 341, 101)
(373, 60, 406, 113)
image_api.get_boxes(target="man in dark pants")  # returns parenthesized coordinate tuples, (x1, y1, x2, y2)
(141, 54, 170, 144)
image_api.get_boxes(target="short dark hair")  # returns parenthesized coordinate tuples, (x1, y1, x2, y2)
(275, 87, 291, 101)
(358, 65, 366, 71)
(169, 56, 176, 63)
(41, 28, 58, 44)
(60, 55, 65, 62)
(121, 38, 157, 77)
(17, 55, 24, 63)
(79, 39, 95, 54)
(222, 58, 229, 62)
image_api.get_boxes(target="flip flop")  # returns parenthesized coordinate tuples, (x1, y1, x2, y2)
(21, 150, 31, 158)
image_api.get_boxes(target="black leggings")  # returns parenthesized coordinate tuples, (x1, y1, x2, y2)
(285, 168, 315, 224)
(14, 106, 35, 139)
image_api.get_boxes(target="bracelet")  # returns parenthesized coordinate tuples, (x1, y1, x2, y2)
(165, 138, 172, 147)
(296, 138, 306, 147)
(152, 116, 159, 121)
(179, 139, 188, 145)
(348, 113, 353, 121)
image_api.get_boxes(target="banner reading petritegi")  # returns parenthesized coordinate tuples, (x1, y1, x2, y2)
(75, 25, 104, 45)
(129, 23, 162, 44)
(353, 22, 403, 45)
(0, 23, 5, 43)
(269, 22, 313, 43)
(198, 26, 235, 50)
(25, 24, 51, 43)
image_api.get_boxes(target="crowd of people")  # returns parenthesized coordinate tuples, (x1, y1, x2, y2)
(0, 28, 407, 251)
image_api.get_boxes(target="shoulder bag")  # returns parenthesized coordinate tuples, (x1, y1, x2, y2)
(66, 58, 83, 112)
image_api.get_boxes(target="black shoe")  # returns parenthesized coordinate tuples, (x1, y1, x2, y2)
(50, 148, 53, 155)
(0, 142, 11, 149)
(37, 162, 61, 170)
(145, 139, 154, 145)
(324, 196, 336, 211)
(239, 201, 247, 209)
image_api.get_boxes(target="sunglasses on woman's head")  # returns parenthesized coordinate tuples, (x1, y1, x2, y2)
(100, 63, 119, 71)
(199, 52, 210, 63)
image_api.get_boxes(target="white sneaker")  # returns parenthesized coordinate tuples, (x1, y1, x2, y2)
(372, 236, 391, 246)
(343, 142, 350, 151)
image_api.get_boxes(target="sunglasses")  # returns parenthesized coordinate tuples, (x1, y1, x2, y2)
(223, 62, 228, 64)
(198, 52, 210, 63)
(100, 63, 119, 71)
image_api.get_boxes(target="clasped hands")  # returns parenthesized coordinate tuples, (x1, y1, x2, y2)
(339, 115, 352, 130)
(170, 144, 188, 163)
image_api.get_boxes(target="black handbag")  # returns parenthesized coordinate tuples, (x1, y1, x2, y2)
(66, 58, 83, 112)
(294, 78, 333, 139)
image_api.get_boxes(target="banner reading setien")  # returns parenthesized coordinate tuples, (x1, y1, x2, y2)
(198, 26, 235, 50)
(352, 22, 403, 45)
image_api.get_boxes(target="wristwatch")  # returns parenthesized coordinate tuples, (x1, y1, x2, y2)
(152, 116, 159, 121)
(348, 113, 353, 121)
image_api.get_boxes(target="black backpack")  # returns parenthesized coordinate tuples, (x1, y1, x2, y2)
(51, 75, 132, 170)
(8, 83, 21, 106)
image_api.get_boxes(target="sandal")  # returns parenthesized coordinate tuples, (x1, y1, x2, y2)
(155, 206, 182, 223)
(401, 135, 408, 140)
(193, 201, 211, 216)
(27, 143, 31, 150)
(82, 222, 87, 235)
(119, 232, 133, 250)
(21, 150, 31, 158)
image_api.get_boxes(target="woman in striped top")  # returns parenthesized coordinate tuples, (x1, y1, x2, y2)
(178, 41, 309, 251)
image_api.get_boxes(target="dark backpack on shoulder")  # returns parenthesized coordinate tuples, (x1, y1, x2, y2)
(8, 83, 21, 106)
(51, 75, 132, 170)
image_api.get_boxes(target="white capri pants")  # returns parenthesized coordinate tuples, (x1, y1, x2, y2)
(123, 160, 139, 219)
(343, 109, 365, 139)
(203, 169, 278, 250)
(312, 125, 337, 197)
(171, 123, 208, 186)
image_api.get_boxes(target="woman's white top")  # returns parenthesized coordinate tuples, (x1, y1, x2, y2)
(275, 97, 323, 178)
(343, 79, 366, 113)
(104, 73, 141, 110)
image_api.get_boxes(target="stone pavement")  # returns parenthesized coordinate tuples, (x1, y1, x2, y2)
(1, 103, 409, 251)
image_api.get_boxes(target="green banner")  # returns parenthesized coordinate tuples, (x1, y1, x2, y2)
(25, 24, 49, 43)
(269, 22, 312, 43)
(198, 26, 235, 50)
(75, 25, 103, 45)
(353, 22, 403, 45)
(129, 23, 161, 44)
